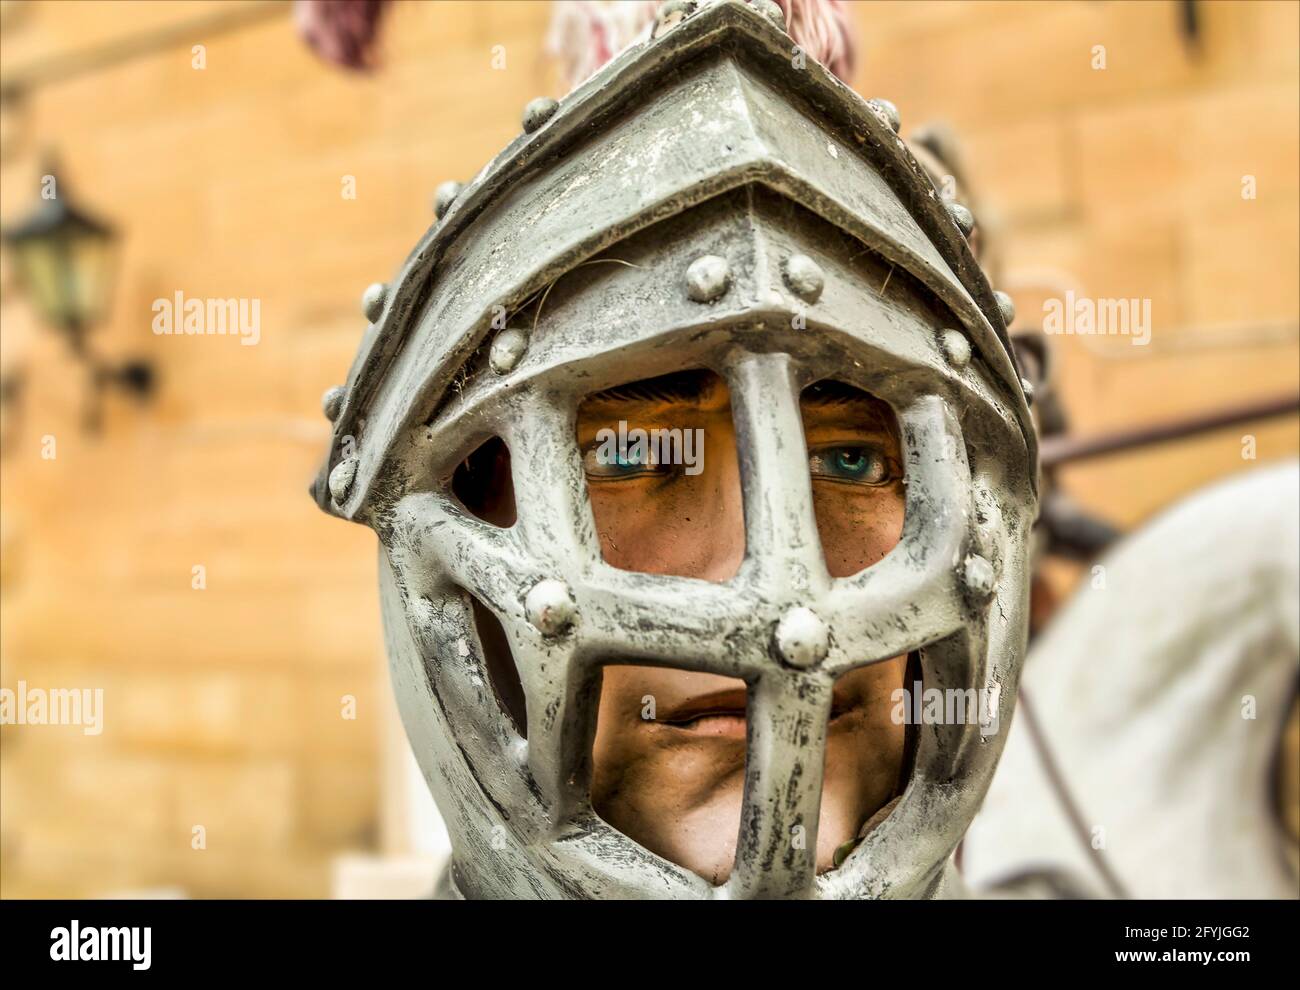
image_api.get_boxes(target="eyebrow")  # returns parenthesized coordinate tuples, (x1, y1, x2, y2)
(802, 381, 900, 439)
(802, 379, 882, 407)
(587, 373, 887, 403)
(582, 372, 896, 437)
(583, 369, 716, 406)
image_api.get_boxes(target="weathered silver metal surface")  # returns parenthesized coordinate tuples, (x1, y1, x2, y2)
(360, 281, 387, 323)
(995, 289, 1016, 327)
(328, 456, 358, 505)
(946, 201, 975, 237)
(522, 96, 560, 134)
(488, 327, 528, 375)
(654, 0, 696, 38)
(866, 97, 901, 134)
(782, 253, 825, 302)
(525, 578, 577, 637)
(686, 253, 731, 302)
(434, 181, 463, 221)
(321, 385, 346, 421)
(313, 0, 1037, 900)
(939, 328, 972, 369)
(751, 0, 787, 30)
(773, 606, 831, 668)
(962, 553, 997, 600)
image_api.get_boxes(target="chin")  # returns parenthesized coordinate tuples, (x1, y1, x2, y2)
(594, 724, 895, 886)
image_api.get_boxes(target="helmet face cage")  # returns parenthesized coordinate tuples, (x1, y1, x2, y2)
(317, 1, 1037, 899)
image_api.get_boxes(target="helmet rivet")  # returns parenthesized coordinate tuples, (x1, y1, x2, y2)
(526, 580, 576, 637)
(867, 98, 901, 134)
(361, 282, 387, 323)
(783, 254, 825, 303)
(946, 201, 975, 237)
(774, 606, 829, 669)
(654, 0, 696, 35)
(962, 553, 996, 600)
(993, 290, 1016, 327)
(686, 254, 730, 303)
(328, 456, 359, 505)
(321, 385, 346, 421)
(939, 329, 971, 369)
(434, 180, 462, 220)
(1020, 377, 1036, 405)
(751, 0, 787, 32)
(490, 328, 529, 375)
(522, 96, 559, 134)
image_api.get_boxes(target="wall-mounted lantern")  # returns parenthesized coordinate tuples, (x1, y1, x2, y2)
(2, 165, 154, 432)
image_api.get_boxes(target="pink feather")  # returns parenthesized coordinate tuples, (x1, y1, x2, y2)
(547, 0, 858, 91)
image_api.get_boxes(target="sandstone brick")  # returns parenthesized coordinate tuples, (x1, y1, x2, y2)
(170, 757, 297, 850)
(1, 0, 1296, 901)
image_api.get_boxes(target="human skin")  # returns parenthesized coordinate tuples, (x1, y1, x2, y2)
(574, 370, 909, 884)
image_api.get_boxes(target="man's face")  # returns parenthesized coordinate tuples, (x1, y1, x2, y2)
(573, 370, 910, 884)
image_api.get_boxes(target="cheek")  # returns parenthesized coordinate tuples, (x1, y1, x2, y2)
(591, 666, 748, 810)
(811, 485, 905, 578)
(837, 655, 908, 717)
(587, 444, 744, 580)
(830, 657, 909, 777)
(590, 483, 713, 573)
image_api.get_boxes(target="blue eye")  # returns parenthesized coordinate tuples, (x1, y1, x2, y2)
(809, 445, 892, 486)
(583, 442, 664, 479)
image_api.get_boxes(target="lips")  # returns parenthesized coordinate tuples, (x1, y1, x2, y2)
(657, 687, 748, 738)
(655, 684, 864, 738)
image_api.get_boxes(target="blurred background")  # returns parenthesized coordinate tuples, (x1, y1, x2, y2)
(0, 0, 1296, 898)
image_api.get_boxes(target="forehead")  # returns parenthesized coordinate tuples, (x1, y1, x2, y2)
(579, 370, 896, 427)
